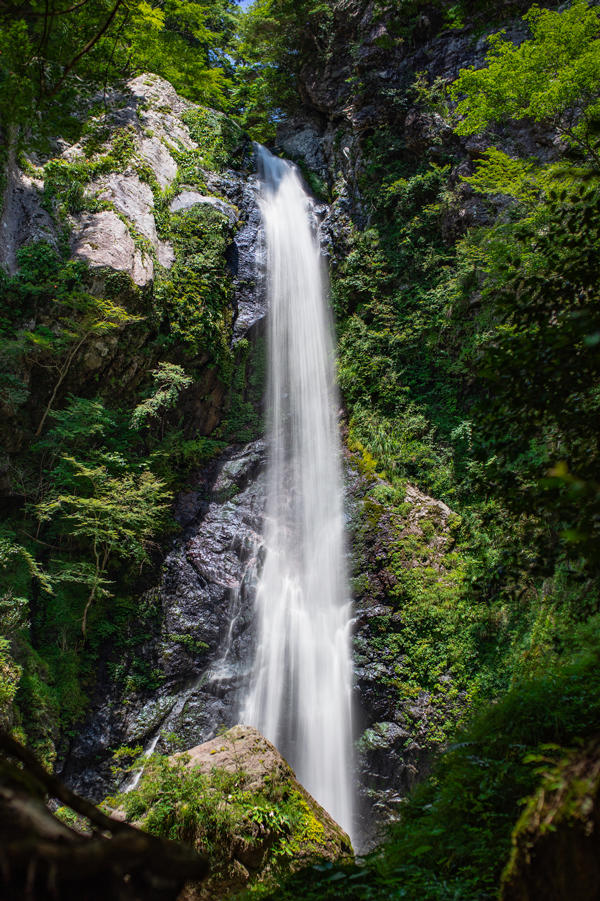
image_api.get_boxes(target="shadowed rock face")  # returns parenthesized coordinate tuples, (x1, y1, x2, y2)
(61, 442, 266, 800)
(0, 166, 58, 275)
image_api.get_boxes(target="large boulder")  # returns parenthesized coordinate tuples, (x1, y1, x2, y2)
(118, 725, 353, 900)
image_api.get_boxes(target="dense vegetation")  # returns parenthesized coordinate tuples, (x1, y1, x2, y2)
(337, 0, 600, 707)
(104, 743, 349, 895)
(257, 0, 600, 897)
(330, 0, 600, 713)
(1, 0, 599, 899)
(263, 638, 600, 899)
(0, 58, 255, 762)
(0, 0, 238, 120)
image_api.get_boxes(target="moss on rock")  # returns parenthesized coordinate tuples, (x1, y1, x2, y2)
(107, 725, 353, 899)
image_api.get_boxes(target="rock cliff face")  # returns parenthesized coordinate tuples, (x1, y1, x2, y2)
(53, 63, 469, 848)
(45, 76, 265, 799)
(277, 0, 559, 195)
(346, 446, 462, 843)
(63, 441, 265, 798)
(0, 73, 267, 494)
(275, 0, 564, 844)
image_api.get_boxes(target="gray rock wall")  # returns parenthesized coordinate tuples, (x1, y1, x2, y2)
(2, 75, 272, 796)
(62, 440, 266, 799)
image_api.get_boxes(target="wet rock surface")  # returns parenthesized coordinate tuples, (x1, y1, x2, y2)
(61, 440, 266, 799)
(202, 171, 266, 340)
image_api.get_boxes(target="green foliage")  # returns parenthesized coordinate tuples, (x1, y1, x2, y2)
(155, 204, 234, 368)
(181, 107, 247, 172)
(36, 456, 170, 633)
(112, 755, 247, 852)
(0, 638, 22, 731)
(319, 9, 600, 885)
(461, 147, 545, 201)
(14, 643, 60, 767)
(377, 645, 600, 898)
(107, 752, 326, 885)
(463, 184, 600, 573)
(0, 0, 237, 131)
(452, 2, 600, 167)
(324, 2, 600, 747)
(131, 363, 193, 431)
(266, 642, 600, 900)
(41, 127, 141, 219)
(126, 0, 238, 109)
(219, 335, 266, 444)
(230, 0, 334, 140)
(0, 241, 143, 438)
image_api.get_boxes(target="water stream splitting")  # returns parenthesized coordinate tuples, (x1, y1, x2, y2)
(243, 146, 354, 837)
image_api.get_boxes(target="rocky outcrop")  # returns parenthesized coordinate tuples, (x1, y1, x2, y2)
(61, 440, 266, 799)
(169, 191, 238, 225)
(72, 209, 155, 286)
(184, 724, 353, 874)
(346, 450, 465, 845)
(0, 73, 267, 490)
(117, 725, 352, 900)
(277, 1, 562, 231)
(0, 131, 57, 274)
(6, 73, 265, 306)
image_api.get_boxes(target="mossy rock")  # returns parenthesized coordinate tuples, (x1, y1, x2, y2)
(111, 725, 353, 900)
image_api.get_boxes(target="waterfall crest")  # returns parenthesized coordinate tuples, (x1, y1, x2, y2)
(243, 146, 354, 836)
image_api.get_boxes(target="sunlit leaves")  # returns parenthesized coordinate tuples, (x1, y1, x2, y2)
(452, 1, 600, 166)
(36, 457, 171, 632)
(131, 363, 192, 430)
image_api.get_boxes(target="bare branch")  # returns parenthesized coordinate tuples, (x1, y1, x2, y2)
(44, 0, 125, 99)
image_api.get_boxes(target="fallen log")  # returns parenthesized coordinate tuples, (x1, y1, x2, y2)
(0, 731, 209, 901)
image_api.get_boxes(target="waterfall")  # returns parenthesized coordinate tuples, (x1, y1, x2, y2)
(243, 145, 354, 837)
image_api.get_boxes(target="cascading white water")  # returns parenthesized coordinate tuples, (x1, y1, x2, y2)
(243, 146, 354, 837)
